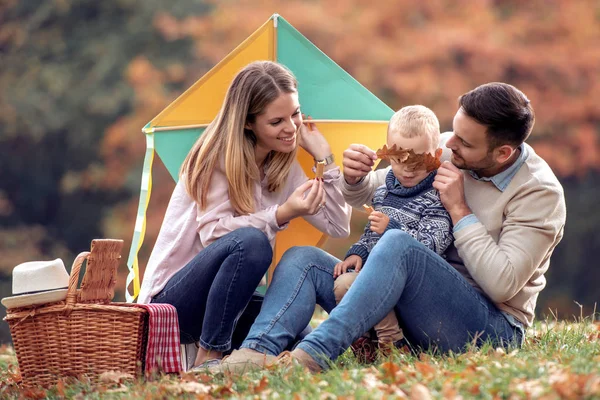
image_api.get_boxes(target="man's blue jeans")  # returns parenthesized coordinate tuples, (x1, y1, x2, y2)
(151, 227, 272, 352)
(242, 230, 523, 369)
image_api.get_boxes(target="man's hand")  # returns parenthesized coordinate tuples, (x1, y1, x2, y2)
(368, 211, 389, 234)
(433, 161, 472, 224)
(333, 255, 363, 278)
(342, 144, 377, 185)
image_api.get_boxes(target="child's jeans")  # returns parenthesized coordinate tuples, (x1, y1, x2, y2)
(334, 271, 404, 344)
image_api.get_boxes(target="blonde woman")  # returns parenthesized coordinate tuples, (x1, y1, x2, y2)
(137, 61, 351, 371)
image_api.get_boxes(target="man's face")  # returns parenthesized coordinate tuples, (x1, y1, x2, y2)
(446, 108, 496, 172)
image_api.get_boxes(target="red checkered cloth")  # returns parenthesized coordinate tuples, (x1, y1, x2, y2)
(133, 303, 182, 374)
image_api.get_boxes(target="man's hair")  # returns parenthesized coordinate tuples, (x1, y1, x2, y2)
(388, 105, 441, 150)
(459, 82, 535, 149)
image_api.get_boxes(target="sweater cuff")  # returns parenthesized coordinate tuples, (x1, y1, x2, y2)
(271, 205, 290, 231)
(311, 165, 341, 182)
(346, 245, 369, 266)
(453, 213, 479, 233)
(453, 220, 486, 245)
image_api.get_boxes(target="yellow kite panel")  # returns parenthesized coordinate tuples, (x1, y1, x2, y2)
(150, 20, 275, 128)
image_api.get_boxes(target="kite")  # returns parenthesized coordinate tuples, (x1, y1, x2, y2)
(126, 14, 393, 302)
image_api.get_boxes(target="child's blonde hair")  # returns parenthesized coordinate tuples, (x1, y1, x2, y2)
(180, 61, 298, 216)
(388, 105, 441, 151)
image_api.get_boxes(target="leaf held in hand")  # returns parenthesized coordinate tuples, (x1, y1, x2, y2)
(376, 144, 442, 172)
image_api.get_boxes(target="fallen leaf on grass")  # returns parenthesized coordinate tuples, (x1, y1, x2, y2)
(164, 381, 211, 394)
(410, 383, 432, 400)
(21, 388, 48, 399)
(442, 380, 460, 399)
(99, 371, 134, 384)
(380, 361, 407, 383)
(510, 378, 546, 398)
(250, 376, 269, 394)
(363, 372, 381, 390)
(105, 384, 130, 393)
(415, 361, 436, 378)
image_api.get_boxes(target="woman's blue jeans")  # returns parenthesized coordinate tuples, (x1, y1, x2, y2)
(151, 227, 272, 352)
(242, 230, 523, 369)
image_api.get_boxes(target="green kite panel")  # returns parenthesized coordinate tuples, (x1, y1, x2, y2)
(154, 129, 203, 181)
(277, 17, 393, 121)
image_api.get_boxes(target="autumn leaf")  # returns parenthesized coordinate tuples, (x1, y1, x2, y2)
(376, 144, 442, 172)
(99, 371, 135, 384)
(250, 376, 269, 394)
(410, 383, 432, 400)
(415, 361, 436, 378)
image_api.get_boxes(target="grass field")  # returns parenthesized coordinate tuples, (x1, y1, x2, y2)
(1, 316, 598, 399)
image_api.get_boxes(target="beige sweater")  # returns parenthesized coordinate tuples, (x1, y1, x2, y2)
(340, 133, 566, 326)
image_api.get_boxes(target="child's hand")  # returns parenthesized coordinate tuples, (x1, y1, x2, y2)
(333, 255, 363, 278)
(369, 211, 389, 234)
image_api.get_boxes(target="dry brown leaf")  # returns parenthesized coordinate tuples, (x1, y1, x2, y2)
(105, 384, 130, 394)
(381, 361, 400, 380)
(21, 388, 48, 400)
(376, 144, 442, 172)
(212, 382, 236, 397)
(99, 370, 134, 384)
(410, 383, 432, 400)
(415, 361, 436, 378)
(250, 376, 269, 394)
(165, 381, 211, 394)
(56, 379, 67, 397)
(316, 162, 324, 179)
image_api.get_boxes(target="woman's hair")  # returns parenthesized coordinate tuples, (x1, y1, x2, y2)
(180, 61, 299, 215)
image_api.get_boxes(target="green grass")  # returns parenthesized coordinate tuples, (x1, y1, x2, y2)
(1, 317, 599, 399)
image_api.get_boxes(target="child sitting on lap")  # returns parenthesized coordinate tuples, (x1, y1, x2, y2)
(333, 105, 453, 359)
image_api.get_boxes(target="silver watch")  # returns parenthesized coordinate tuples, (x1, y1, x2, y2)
(314, 154, 335, 166)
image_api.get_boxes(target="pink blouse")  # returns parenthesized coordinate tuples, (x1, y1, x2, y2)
(138, 161, 351, 303)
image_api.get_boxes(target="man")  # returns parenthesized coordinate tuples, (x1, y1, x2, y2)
(217, 82, 566, 373)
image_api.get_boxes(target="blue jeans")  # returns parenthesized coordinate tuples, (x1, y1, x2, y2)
(243, 230, 523, 369)
(151, 227, 272, 352)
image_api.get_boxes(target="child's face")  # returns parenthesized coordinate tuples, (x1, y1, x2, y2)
(387, 133, 435, 188)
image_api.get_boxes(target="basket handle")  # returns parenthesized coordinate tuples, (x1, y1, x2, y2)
(64, 251, 90, 315)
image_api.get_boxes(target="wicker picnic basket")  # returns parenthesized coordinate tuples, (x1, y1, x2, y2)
(4, 239, 148, 387)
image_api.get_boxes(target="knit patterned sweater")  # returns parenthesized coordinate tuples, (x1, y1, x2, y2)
(346, 170, 453, 265)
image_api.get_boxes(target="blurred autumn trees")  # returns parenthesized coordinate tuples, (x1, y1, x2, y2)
(0, 0, 599, 338)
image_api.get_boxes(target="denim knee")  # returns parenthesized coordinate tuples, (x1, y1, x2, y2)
(234, 227, 272, 269)
(380, 230, 418, 253)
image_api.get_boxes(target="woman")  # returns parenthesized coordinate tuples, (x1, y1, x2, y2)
(137, 61, 351, 370)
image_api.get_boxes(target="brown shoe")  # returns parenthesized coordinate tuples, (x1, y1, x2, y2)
(350, 336, 378, 364)
(275, 349, 322, 373)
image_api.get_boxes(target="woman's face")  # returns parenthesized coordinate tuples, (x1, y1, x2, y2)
(248, 92, 301, 158)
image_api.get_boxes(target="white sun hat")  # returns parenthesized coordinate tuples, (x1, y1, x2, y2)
(1, 259, 69, 309)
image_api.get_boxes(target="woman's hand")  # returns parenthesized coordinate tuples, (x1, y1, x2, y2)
(297, 116, 332, 162)
(276, 178, 325, 226)
(368, 211, 389, 234)
(333, 255, 363, 278)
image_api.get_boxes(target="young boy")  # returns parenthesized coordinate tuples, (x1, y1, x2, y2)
(333, 105, 453, 360)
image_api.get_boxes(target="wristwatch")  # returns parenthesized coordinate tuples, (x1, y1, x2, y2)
(315, 154, 335, 166)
